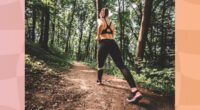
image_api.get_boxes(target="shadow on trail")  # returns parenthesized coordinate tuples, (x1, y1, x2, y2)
(101, 83, 130, 92)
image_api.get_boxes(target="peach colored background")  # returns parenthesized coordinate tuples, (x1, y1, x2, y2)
(0, 0, 24, 110)
(176, 0, 200, 109)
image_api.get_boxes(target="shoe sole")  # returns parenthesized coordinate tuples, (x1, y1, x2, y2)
(97, 82, 103, 85)
(127, 95, 143, 103)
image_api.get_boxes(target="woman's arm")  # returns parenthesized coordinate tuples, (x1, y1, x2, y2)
(96, 19, 103, 41)
(111, 23, 115, 38)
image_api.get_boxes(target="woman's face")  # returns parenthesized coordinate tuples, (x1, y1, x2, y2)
(100, 9, 105, 18)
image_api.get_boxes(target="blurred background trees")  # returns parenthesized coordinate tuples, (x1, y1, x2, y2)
(25, 0, 175, 95)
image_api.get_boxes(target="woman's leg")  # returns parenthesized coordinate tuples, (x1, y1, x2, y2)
(97, 41, 109, 82)
(109, 40, 142, 102)
(119, 66, 136, 88)
(109, 40, 136, 88)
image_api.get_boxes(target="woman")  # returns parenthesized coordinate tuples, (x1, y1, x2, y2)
(96, 8, 143, 103)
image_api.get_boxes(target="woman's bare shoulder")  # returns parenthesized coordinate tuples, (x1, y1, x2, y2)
(97, 18, 103, 24)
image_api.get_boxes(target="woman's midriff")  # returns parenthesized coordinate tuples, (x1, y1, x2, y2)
(100, 34, 113, 39)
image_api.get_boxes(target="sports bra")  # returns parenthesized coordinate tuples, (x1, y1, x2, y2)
(101, 18, 113, 35)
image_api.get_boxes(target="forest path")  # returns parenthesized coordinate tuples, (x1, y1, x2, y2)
(26, 61, 174, 110)
(59, 61, 174, 110)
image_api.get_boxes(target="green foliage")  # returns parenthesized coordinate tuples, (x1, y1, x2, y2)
(25, 40, 72, 68)
(138, 67, 175, 95)
(82, 61, 97, 69)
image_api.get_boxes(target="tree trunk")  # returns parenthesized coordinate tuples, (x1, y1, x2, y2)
(39, 6, 45, 45)
(65, 0, 76, 53)
(50, 15, 56, 47)
(95, 0, 103, 60)
(50, 0, 58, 47)
(159, 0, 166, 67)
(85, 23, 94, 59)
(118, 0, 123, 53)
(77, 28, 83, 61)
(77, 10, 86, 61)
(122, 0, 125, 61)
(25, 14, 30, 40)
(42, 6, 50, 50)
(96, 0, 103, 18)
(31, 5, 36, 42)
(56, 19, 60, 46)
(135, 0, 153, 73)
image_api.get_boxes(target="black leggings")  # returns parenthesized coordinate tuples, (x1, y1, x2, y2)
(97, 39, 136, 88)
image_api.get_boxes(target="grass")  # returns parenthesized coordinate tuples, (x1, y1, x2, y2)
(26, 41, 72, 68)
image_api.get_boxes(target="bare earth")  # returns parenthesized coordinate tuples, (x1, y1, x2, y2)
(26, 61, 174, 110)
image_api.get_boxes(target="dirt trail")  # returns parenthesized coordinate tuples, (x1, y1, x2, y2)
(59, 61, 174, 110)
(26, 61, 174, 110)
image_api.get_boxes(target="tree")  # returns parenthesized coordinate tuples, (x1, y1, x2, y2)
(65, 0, 77, 53)
(31, 5, 37, 42)
(25, 0, 175, 74)
(135, 0, 153, 73)
(42, 6, 50, 49)
(39, 5, 45, 45)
